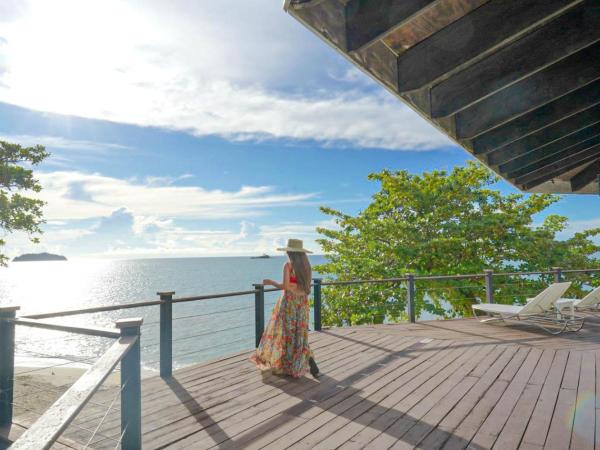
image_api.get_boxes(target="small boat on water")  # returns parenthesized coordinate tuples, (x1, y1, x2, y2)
(251, 254, 271, 259)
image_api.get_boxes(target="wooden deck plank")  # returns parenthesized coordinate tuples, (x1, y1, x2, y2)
(288, 344, 486, 450)
(520, 349, 569, 448)
(571, 351, 596, 450)
(149, 333, 416, 448)
(400, 345, 520, 450)
(545, 350, 583, 450)
(491, 349, 555, 450)
(369, 345, 494, 450)
(278, 347, 471, 449)
(438, 347, 531, 449)
(94, 328, 377, 436)
(219, 339, 452, 450)
(174, 338, 448, 449)
(386, 345, 510, 450)
(73, 330, 354, 434)
(467, 347, 542, 449)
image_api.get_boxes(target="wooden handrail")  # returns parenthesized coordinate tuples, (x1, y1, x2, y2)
(21, 299, 163, 320)
(14, 318, 120, 339)
(10, 334, 138, 450)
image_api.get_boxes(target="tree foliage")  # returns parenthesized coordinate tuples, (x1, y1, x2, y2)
(316, 162, 600, 326)
(0, 141, 49, 266)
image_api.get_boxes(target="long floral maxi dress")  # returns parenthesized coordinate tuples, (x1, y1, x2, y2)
(250, 289, 314, 378)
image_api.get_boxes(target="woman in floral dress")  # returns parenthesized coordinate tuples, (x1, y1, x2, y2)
(251, 239, 319, 378)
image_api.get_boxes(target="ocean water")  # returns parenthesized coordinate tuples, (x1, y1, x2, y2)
(0, 256, 326, 373)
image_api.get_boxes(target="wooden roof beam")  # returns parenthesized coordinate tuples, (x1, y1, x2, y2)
(455, 42, 600, 139)
(505, 135, 600, 180)
(497, 123, 600, 174)
(432, 3, 600, 118)
(486, 106, 600, 166)
(290, 0, 438, 52)
(516, 143, 600, 187)
(571, 159, 600, 191)
(395, 0, 580, 92)
(523, 153, 600, 190)
(345, 0, 440, 52)
(471, 81, 600, 155)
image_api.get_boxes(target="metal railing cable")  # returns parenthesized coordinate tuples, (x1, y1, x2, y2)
(143, 336, 251, 366)
(171, 304, 256, 322)
(82, 381, 125, 449)
(171, 323, 254, 345)
(9, 402, 123, 447)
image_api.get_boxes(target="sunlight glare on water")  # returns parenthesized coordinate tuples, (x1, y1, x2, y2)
(0, 256, 324, 372)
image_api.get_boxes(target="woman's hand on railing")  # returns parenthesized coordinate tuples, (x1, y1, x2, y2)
(263, 279, 276, 286)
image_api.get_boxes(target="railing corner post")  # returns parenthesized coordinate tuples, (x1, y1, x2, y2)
(158, 291, 175, 379)
(0, 306, 19, 433)
(313, 278, 322, 332)
(407, 274, 416, 324)
(484, 269, 494, 304)
(116, 318, 143, 450)
(552, 267, 562, 283)
(253, 284, 265, 348)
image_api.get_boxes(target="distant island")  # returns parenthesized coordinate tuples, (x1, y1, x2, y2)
(251, 254, 271, 259)
(13, 252, 67, 262)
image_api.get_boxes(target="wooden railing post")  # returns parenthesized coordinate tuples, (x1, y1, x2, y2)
(553, 267, 563, 283)
(313, 278, 322, 332)
(407, 274, 416, 324)
(484, 269, 494, 303)
(0, 306, 19, 433)
(117, 318, 143, 450)
(158, 291, 174, 379)
(253, 284, 265, 348)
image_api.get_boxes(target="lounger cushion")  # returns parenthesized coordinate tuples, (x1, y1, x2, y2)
(472, 304, 523, 315)
(573, 298, 599, 307)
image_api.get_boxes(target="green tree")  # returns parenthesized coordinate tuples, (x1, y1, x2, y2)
(316, 162, 600, 326)
(0, 141, 49, 266)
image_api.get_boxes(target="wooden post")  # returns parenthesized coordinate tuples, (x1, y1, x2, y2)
(0, 306, 19, 433)
(158, 291, 174, 379)
(253, 284, 265, 348)
(407, 274, 416, 324)
(117, 318, 143, 450)
(484, 269, 494, 303)
(313, 278, 322, 332)
(553, 267, 563, 283)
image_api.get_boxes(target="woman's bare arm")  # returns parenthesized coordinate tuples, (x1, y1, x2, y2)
(263, 263, 292, 291)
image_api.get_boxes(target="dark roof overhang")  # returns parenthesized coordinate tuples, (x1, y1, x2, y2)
(285, 0, 600, 194)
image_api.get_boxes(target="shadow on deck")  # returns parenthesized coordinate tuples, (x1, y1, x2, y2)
(13, 317, 600, 449)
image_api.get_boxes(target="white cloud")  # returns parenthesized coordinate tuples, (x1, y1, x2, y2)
(35, 170, 318, 221)
(0, 0, 451, 151)
(2, 204, 336, 259)
(557, 218, 600, 242)
(0, 134, 132, 151)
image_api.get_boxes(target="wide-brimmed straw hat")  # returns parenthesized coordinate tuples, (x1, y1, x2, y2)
(276, 238, 313, 254)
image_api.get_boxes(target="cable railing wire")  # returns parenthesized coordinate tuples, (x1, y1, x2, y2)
(10, 402, 123, 446)
(171, 323, 254, 345)
(82, 381, 125, 450)
(171, 304, 255, 322)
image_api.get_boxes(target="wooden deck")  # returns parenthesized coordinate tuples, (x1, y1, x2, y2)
(12, 317, 600, 449)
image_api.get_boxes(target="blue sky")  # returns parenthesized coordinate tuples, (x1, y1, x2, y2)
(0, 0, 598, 258)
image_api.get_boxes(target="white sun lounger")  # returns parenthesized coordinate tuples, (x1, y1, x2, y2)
(558, 285, 600, 312)
(472, 282, 582, 334)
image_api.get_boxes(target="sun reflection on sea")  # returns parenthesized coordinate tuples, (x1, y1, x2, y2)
(1, 259, 117, 315)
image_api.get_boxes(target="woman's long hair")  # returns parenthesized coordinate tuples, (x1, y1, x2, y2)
(287, 251, 312, 294)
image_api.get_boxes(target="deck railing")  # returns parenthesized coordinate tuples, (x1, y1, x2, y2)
(0, 310, 143, 449)
(1, 265, 599, 448)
